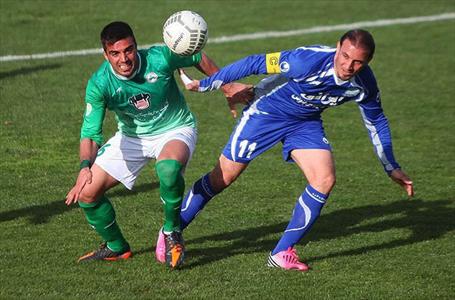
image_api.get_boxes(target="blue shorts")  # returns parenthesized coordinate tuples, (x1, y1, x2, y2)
(222, 104, 331, 164)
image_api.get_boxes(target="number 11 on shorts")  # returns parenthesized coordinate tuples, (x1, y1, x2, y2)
(238, 140, 257, 158)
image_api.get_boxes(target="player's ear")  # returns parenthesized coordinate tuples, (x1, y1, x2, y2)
(103, 51, 109, 61)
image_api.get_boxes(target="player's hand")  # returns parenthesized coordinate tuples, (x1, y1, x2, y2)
(65, 168, 92, 205)
(221, 83, 254, 118)
(178, 68, 200, 91)
(390, 169, 414, 197)
(185, 80, 200, 91)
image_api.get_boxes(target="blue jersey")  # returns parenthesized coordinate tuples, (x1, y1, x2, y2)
(199, 46, 400, 174)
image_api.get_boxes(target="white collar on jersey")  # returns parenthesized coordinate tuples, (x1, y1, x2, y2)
(109, 52, 142, 81)
(329, 68, 351, 85)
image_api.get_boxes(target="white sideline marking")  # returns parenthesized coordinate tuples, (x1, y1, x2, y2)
(1, 13, 454, 62)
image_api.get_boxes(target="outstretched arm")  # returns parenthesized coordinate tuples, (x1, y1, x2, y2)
(196, 53, 267, 92)
(186, 53, 255, 117)
(358, 98, 413, 197)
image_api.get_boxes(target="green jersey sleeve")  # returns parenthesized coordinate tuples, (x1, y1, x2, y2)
(80, 77, 106, 145)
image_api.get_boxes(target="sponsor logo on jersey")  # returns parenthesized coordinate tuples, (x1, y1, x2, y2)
(124, 100, 169, 122)
(266, 52, 281, 74)
(291, 92, 345, 108)
(128, 93, 151, 110)
(145, 72, 158, 83)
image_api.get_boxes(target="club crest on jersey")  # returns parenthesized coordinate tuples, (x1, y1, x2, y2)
(145, 72, 158, 83)
(280, 61, 290, 73)
(129, 93, 151, 110)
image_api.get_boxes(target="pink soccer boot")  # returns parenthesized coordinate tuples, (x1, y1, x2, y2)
(155, 228, 165, 263)
(267, 247, 309, 271)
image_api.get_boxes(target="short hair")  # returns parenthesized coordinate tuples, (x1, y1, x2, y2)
(100, 21, 136, 50)
(339, 29, 375, 60)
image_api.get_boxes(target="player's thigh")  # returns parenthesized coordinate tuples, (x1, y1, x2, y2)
(282, 118, 331, 162)
(157, 140, 190, 165)
(95, 132, 151, 190)
(291, 149, 335, 193)
(79, 164, 120, 202)
(223, 112, 288, 164)
(156, 127, 197, 167)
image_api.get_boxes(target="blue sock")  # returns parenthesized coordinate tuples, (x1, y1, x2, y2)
(271, 185, 328, 255)
(180, 173, 218, 229)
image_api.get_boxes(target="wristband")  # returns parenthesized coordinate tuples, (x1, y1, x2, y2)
(179, 69, 193, 85)
(79, 159, 91, 170)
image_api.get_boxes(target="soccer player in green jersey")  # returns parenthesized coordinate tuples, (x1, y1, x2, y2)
(65, 21, 251, 269)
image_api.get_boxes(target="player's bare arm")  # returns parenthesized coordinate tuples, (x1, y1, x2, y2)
(65, 138, 99, 205)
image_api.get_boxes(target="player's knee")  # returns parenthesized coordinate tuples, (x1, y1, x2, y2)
(156, 159, 184, 189)
(78, 189, 98, 204)
(211, 158, 245, 191)
(310, 174, 336, 195)
(222, 172, 239, 187)
(209, 167, 237, 191)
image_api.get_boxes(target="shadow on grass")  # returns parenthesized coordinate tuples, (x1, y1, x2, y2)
(0, 182, 159, 224)
(0, 63, 62, 80)
(3, 194, 453, 268)
(177, 198, 454, 268)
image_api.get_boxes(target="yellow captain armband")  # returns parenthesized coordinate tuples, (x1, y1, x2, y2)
(265, 52, 281, 74)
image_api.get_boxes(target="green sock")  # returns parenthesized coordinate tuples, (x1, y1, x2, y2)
(78, 195, 128, 252)
(155, 159, 185, 233)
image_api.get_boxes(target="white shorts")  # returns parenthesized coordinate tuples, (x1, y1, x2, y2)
(94, 126, 197, 190)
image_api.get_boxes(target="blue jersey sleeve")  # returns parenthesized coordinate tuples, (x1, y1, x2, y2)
(198, 47, 334, 91)
(356, 67, 400, 174)
(198, 54, 267, 91)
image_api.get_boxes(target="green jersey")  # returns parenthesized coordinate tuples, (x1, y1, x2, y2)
(80, 45, 202, 145)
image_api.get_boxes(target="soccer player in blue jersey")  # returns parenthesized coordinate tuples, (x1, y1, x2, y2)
(155, 29, 414, 271)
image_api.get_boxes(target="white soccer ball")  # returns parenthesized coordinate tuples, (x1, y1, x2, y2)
(163, 10, 208, 56)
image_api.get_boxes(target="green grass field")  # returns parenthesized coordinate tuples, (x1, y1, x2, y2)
(1, 0, 454, 298)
